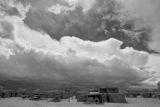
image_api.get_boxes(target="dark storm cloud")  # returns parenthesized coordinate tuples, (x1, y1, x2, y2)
(119, 0, 160, 53)
(19, 0, 154, 52)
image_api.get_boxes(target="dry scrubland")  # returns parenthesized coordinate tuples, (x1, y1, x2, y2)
(0, 98, 160, 107)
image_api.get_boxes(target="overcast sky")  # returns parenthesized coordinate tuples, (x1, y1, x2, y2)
(0, 0, 160, 88)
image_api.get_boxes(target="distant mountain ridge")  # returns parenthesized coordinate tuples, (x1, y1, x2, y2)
(0, 80, 119, 91)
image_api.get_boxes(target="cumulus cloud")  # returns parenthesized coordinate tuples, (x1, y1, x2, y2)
(145, 54, 160, 84)
(0, 18, 150, 88)
(0, 0, 158, 88)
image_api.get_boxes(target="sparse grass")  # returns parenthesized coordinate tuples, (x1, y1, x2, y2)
(0, 98, 160, 107)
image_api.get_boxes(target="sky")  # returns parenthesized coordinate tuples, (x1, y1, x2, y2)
(0, 0, 160, 88)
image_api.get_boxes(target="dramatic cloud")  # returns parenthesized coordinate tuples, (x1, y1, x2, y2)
(0, 17, 150, 88)
(0, 0, 159, 88)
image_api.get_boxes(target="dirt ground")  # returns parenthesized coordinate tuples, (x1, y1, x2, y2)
(0, 97, 160, 107)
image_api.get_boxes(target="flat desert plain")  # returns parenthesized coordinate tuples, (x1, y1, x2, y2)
(0, 98, 160, 107)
